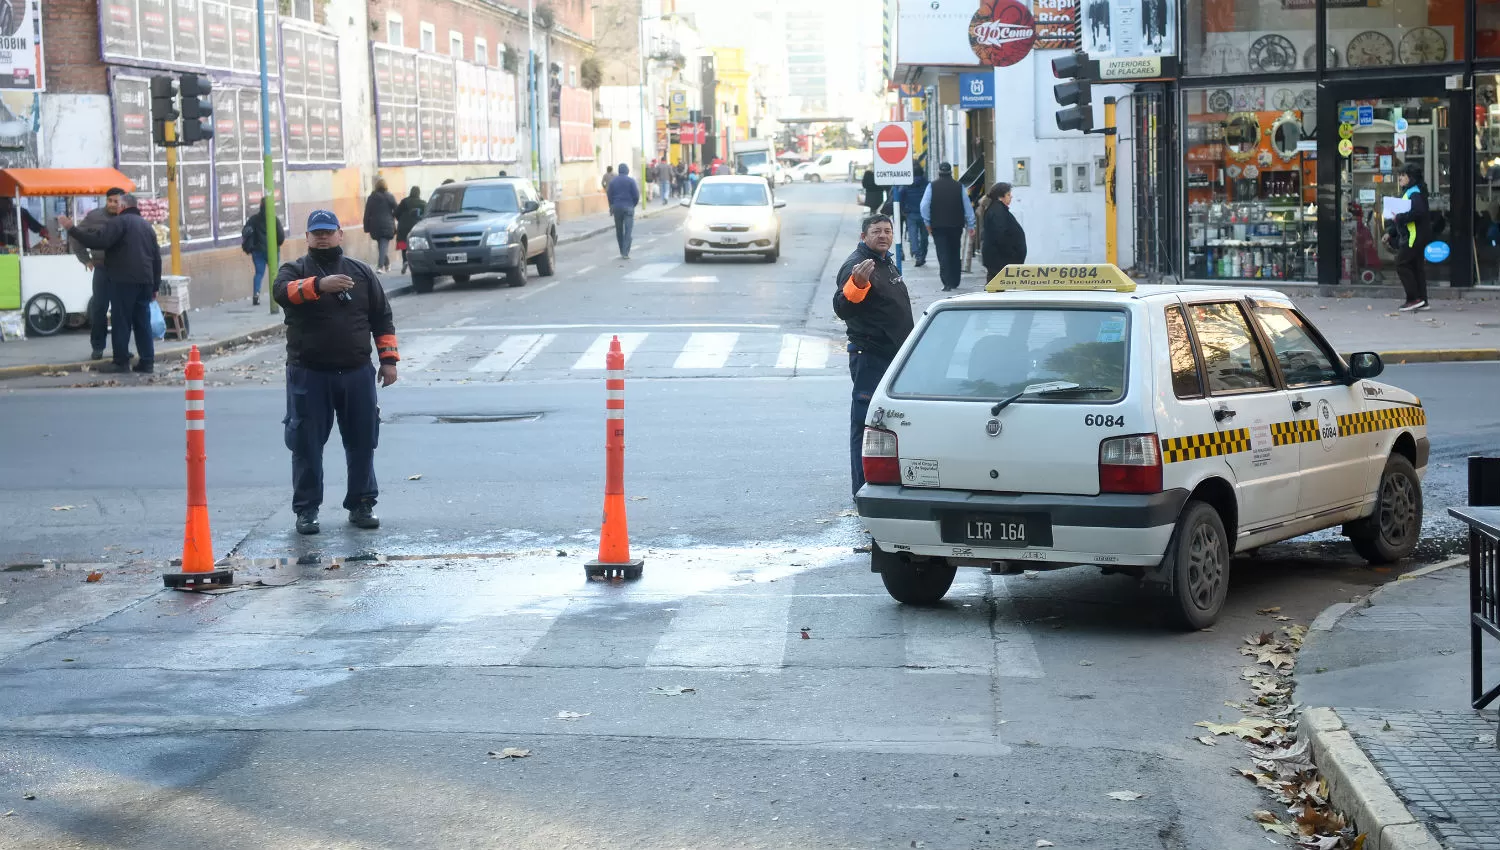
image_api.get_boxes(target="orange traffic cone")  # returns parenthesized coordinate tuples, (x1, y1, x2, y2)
(164, 346, 233, 590)
(585, 336, 644, 581)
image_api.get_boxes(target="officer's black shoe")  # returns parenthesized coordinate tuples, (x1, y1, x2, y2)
(296, 510, 320, 535)
(90, 349, 104, 360)
(97, 362, 129, 374)
(349, 504, 380, 530)
(132, 363, 154, 374)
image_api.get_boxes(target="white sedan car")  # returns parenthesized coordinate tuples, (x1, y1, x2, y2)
(681, 176, 786, 263)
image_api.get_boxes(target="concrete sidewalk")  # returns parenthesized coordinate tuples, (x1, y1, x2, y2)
(0, 203, 676, 380)
(1297, 563, 1500, 850)
(893, 252, 1500, 363)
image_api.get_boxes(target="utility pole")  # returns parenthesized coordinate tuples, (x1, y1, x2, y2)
(637, 8, 649, 211)
(257, 0, 279, 313)
(1104, 96, 1117, 267)
(529, 0, 540, 181)
(165, 120, 182, 277)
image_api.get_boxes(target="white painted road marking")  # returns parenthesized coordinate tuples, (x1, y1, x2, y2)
(774, 335, 833, 371)
(902, 572, 995, 675)
(646, 593, 793, 670)
(673, 333, 739, 369)
(573, 332, 649, 370)
(991, 575, 1044, 678)
(398, 335, 464, 373)
(471, 334, 556, 374)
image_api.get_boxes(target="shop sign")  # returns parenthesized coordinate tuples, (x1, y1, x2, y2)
(1296, 140, 1317, 152)
(1425, 241, 1450, 263)
(1082, 0, 1175, 59)
(970, 0, 1037, 67)
(1032, 0, 1079, 50)
(896, 0, 981, 66)
(1, 0, 44, 90)
(1339, 106, 1358, 124)
(669, 91, 688, 123)
(1338, 123, 1354, 139)
(1359, 188, 1377, 203)
(1338, 139, 1354, 157)
(958, 72, 995, 109)
(1379, 154, 1392, 171)
(1098, 56, 1161, 79)
(1357, 105, 1374, 126)
(1394, 117, 1409, 132)
(1394, 133, 1407, 153)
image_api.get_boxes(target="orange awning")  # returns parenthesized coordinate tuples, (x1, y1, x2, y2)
(0, 168, 137, 198)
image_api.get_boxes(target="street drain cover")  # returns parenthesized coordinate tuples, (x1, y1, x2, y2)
(384, 412, 544, 425)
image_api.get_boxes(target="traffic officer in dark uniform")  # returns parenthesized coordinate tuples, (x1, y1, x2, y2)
(833, 213, 914, 497)
(273, 209, 400, 535)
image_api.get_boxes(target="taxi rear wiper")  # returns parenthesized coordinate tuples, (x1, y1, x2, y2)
(989, 382, 1114, 415)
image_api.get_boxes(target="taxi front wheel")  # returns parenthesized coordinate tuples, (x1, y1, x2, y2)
(1347, 454, 1422, 564)
(875, 549, 956, 606)
(1163, 500, 1231, 631)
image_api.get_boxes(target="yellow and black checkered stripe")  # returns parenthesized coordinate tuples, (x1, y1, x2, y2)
(1270, 419, 1319, 446)
(1338, 406, 1427, 435)
(1162, 404, 1425, 465)
(1162, 428, 1252, 463)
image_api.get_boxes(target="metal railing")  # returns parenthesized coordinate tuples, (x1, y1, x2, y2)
(1448, 456, 1500, 712)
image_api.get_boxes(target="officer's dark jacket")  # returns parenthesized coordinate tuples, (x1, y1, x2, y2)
(272, 251, 399, 371)
(832, 241, 914, 361)
(68, 207, 162, 286)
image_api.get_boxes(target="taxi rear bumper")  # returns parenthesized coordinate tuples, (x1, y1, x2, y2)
(856, 485, 1190, 567)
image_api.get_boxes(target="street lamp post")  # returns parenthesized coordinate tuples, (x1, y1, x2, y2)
(636, 10, 649, 211)
(529, 0, 540, 182)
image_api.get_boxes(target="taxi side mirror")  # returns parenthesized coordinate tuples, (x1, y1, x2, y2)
(1347, 351, 1384, 380)
(523, 200, 540, 213)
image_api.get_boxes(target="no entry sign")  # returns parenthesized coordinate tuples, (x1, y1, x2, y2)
(872, 121, 914, 186)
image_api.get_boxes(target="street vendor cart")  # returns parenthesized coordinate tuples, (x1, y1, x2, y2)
(0, 168, 139, 337)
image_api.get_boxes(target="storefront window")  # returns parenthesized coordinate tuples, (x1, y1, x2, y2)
(1185, 86, 1319, 281)
(1183, 0, 1314, 76)
(1475, 79, 1500, 284)
(1330, 0, 1464, 65)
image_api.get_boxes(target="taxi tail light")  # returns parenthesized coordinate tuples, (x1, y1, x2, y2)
(862, 427, 901, 486)
(1099, 434, 1163, 494)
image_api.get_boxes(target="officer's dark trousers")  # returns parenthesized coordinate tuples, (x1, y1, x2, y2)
(930, 226, 962, 289)
(109, 280, 154, 367)
(284, 362, 380, 514)
(88, 266, 110, 353)
(848, 348, 893, 497)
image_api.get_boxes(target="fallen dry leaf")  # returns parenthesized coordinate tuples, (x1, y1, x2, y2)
(1241, 644, 1296, 669)
(487, 748, 531, 759)
(1079, 660, 1094, 666)
(1195, 735, 1218, 746)
(407, 474, 423, 480)
(1105, 790, 1144, 801)
(1196, 718, 1276, 739)
(1036, 842, 1055, 848)
(1256, 607, 1282, 615)
(838, 509, 858, 517)
(555, 711, 590, 720)
(85, 571, 103, 583)
(50, 505, 77, 511)
(648, 686, 696, 696)
(21, 793, 35, 800)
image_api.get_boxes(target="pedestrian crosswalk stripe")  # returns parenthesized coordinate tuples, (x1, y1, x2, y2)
(471, 334, 556, 374)
(673, 332, 739, 369)
(573, 332, 648, 370)
(990, 576, 1044, 678)
(399, 335, 465, 373)
(902, 571, 995, 675)
(624, 262, 677, 281)
(646, 593, 794, 670)
(775, 334, 834, 371)
(0, 583, 161, 662)
(382, 598, 574, 668)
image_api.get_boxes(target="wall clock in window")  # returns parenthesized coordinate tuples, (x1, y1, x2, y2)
(1206, 44, 1247, 74)
(1207, 89, 1233, 113)
(1304, 44, 1340, 70)
(1296, 89, 1316, 110)
(1250, 34, 1298, 73)
(1346, 31, 1395, 66)
(1272, 88, 1297, 111)
(1398, 27, 1447, 63)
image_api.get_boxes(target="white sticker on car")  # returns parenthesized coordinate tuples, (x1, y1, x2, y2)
(902, 458, 941, 488)
(1251, 421, 1273, 467)
(1096, 317, 1126, 343)
(1317, 399, 1339, 451)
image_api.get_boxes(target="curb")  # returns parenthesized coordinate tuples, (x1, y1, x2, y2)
(1299, 708, 1445, 850)
(556, 203, 678, 247)
(1366, 348, 1500, 364)
(0, 321, 288, 381)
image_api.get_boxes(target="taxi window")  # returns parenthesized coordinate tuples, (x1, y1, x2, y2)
(889, 307, 1128, 401)
(1186, 302, 1275, 394)
(1251, 305, 1342, 386)
(1165, 305, 1204, 399)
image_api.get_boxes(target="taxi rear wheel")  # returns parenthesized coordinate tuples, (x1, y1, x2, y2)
(1163, 500, 1230, 631)
(875, 549, 956, 606)
(1348, 454, 1422, 564)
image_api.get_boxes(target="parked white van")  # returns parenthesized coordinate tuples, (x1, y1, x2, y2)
(805, 149, 874, 182)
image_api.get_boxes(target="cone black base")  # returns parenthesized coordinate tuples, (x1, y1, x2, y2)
(163, 569, 235, 590)
(585, 559, 643, 581)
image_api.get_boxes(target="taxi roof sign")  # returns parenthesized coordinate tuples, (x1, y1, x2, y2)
(985, 264, 1137, 293)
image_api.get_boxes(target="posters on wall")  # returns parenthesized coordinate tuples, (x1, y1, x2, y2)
(280, 22, 343, 166)
(1081, 0, 1174, 58)
(1, 0, 45, 90)
(373, 43, 521, 166)
(560, 87, 592, 162)
(100, 0, 279, 74)
(1032, 0, 1079, 51)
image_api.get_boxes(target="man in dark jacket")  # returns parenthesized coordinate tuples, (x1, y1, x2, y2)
(57, 193, 161, 373)
(980, 182, 1026, 282)
(920, 162, 976, 291)
(1392, 162, 1433, 312)
(606, 163, 640, 259)
(899, 165, 929, 266)
(69, 187, 124, 360)
(273, 210, 400, 535)
(833, 214, 914, 496)
(242, 197, 287, 306)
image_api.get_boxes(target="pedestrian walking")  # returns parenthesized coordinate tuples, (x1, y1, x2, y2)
(601, 165, 614, 192)
(362, 177, 398, 273)
(832, 214, 913, 497)
(689, 162, 701, 192)
(1391, 162, 1434, 312)
(920, 162, 976, 291)
(861, 168, 886, 217)
(68, 187, 124, 360)
(240, 197, 286, 306)
(606, 162, 640, 259)
(56, 193, 161, 374)
(675, 161, 688, 197)
(272, 210, 400, 536)
(903, 163, 929, 266)
(394, 186, 426, 274)
(980, 182, 1026, 282)
(656, 159, 673, 204)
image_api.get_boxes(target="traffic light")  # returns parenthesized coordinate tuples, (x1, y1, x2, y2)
(1052, 51, 1093, 134)
(150, 75, 177, 147)
(179, 73, 214, 144)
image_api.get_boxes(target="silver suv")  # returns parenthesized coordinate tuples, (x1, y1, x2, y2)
(405, 178, 558, 293)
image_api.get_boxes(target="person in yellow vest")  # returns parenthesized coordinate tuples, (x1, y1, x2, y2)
(1392, 162, 1433, 312)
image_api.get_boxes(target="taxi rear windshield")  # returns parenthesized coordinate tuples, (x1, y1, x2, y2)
(889, 307, 1129, 401)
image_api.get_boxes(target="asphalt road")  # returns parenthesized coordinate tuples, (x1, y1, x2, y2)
(1, 182, 1494, 849)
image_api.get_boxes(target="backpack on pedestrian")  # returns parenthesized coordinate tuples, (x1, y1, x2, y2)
(241, 221, 254, 254)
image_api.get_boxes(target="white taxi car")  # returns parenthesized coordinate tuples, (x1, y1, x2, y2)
(681, 175, 785, 263)
(856, 264, 1429, 629)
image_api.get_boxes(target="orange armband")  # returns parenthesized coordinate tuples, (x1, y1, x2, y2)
(842, 276, 870, 303)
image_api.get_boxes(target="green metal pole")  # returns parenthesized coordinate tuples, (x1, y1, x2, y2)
(257, 0, 279, 314)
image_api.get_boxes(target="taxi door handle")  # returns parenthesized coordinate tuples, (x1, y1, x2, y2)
(1213, 407, 1237, 422)
(1291, 399, 1312, 412)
